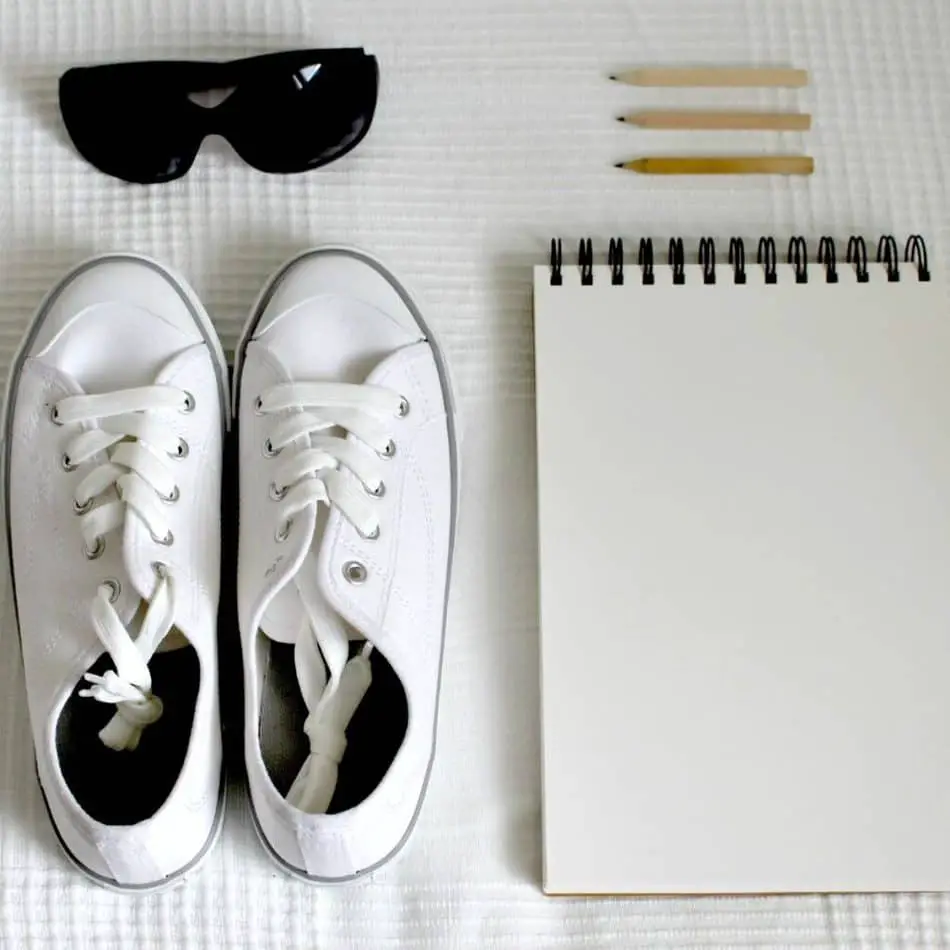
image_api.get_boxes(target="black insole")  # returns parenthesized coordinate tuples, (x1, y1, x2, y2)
(56, 647, 200, 825)
(259, 640, 408, 813)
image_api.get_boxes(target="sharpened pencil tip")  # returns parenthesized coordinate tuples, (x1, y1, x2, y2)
(614, 162, 624, 168)
(616, 116, 625, 122)
(608, 75, 617, 81)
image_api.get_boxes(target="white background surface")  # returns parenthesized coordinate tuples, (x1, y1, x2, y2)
(0, 0, 948, 946)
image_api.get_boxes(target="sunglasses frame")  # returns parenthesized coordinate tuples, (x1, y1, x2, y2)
(59, 48, 380, 184)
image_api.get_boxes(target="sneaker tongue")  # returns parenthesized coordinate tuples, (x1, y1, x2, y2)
(258, 585, 306, 644)
(258, 495, 348, 645)
(259, 504, 365, 662)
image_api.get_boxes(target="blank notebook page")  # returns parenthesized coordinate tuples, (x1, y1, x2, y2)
(533, 260, 950, 895)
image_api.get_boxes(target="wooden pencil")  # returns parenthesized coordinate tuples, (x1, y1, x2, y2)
(616, 156, 814, 175)
(611, 67, 808, 88)
(619, 110, 811, 132)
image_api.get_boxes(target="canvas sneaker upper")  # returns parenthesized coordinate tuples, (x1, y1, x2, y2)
(3, 255, 228, 890)
(235, 247, 458, 881)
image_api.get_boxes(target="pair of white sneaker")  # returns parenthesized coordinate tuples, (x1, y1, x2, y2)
(2, 247, 459, 891)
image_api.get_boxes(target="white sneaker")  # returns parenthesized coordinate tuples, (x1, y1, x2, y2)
(234, 247, 458, 881)
(2, 255, 229, 891)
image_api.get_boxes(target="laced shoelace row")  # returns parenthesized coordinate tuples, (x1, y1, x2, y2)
(257, 381, 408, 544)
(53, 384, 193, 751)
(255, 379, 408, 812)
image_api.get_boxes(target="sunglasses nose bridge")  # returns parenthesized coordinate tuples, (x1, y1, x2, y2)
(199, 106, 231, 138)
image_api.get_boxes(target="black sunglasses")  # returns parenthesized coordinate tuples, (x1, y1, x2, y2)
(59, 49, 379, 184)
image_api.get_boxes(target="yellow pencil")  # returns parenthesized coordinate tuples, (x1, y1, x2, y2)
(611, 67, 808, 88)
(619, 111, 811, 132)
(616, 156, 814, 176)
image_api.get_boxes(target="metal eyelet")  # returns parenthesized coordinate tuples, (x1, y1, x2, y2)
(181, 391, 196, 413)
(396, 397, 410, 418)
(359, 524, 381, 541)
(366, 480, 385, 498)
(254, 396, 265, 415)
(83, 537, 105, 560)
(73, 497, 93, 515)
(342, 561, 368, 585)
(262, 438, 281, 458)
(101, 578, 121, 604)
(152, 561, 168, 580)
(49, 405, 63, 425)
(275, 518, 294, 543)
(161, 485, 180, 504)
(61, 453, 78, 472)
(170, 438, 189, 459)
(269, 482, 287, 501)
(379, 439, 396, 460)
(152, 529, 174, 546)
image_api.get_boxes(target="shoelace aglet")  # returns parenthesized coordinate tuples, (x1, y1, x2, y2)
(80, 670, 141, 704)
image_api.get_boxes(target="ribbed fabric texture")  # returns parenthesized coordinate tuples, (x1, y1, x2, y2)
(1, 0, 949, 946)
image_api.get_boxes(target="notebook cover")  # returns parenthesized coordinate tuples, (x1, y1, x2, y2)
(534, 261, 950, 895)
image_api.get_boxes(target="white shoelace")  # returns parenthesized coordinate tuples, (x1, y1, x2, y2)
(53, 385, 191, 752)
(257, 381, 407, 812)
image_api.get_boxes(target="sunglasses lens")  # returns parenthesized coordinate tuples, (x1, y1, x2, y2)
(228, 55, 378, 173)
(60, 68, 200, 184)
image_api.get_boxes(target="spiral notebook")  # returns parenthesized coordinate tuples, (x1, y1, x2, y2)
(534, 235, 950, 896)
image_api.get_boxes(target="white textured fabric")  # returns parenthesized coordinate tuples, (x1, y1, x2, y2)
(1, 0, 950, 945)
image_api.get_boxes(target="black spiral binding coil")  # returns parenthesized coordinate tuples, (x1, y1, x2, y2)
(787, 236, 808, 284)
(757, 237, 778, 284)
(729, 237, 746, 284)
(847, 236, 868, 283)
(608, 237, 624, 285)
(699, 237, 716, 285)
(638, 238, 654, 285)
(818, 236, 838, 283)
(578, 238, 593, 286)
(548, 236, 932, 286)
(668, 237, 685, 285)
(905, 234, 931, 281)
(877, 235, 900, 282)
(549, 238, 563, 286)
